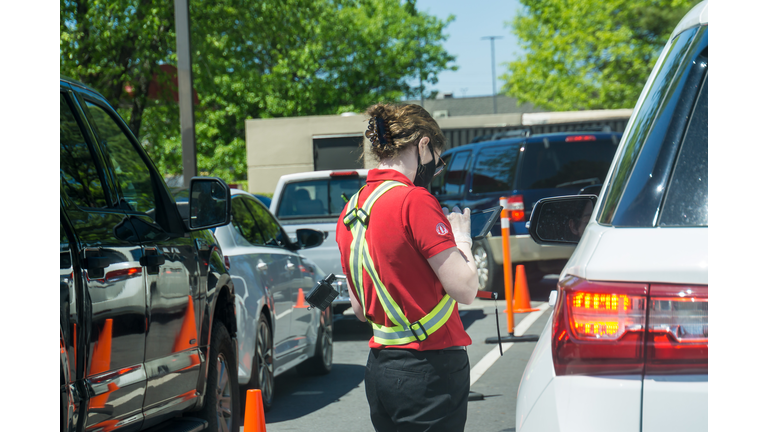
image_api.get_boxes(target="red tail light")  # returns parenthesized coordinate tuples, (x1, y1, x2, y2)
(565, 135, 596, 142)
(330, 171, 360, 178)
(507, 195, 525, 222)
(552, 276, 647, 376)
(645, 284, 708, 375)
(552, 276, 708, 376)
(224, 256, 230, 270)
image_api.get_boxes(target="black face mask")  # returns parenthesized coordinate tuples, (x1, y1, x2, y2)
(413, 143, 437, 188)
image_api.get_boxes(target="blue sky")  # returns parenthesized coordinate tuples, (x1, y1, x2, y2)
(411, 0, 526, 98)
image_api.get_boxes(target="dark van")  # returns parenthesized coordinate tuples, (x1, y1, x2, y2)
(430, 131, 621, 292)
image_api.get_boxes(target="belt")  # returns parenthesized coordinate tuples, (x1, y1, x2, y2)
(441, 346, 467, 351)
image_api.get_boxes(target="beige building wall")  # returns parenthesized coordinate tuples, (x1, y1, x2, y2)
(245, 109, 630, 195)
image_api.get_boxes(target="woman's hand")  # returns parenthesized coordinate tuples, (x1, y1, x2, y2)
(443, 206, 472, 245)
(432, 206, 478, 304)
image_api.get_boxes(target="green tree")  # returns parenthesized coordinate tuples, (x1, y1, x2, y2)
(61, 0, 455, 183)
(501, 0, 696, 111)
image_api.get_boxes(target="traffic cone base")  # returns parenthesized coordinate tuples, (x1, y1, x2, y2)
(512, 265, 540, 313)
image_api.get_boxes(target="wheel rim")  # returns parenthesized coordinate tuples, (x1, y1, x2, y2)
(321, 317, 333, 368)
(473, 245, 489, 290)
(215, 354, 233, 432)
(257, 319, 274, 404)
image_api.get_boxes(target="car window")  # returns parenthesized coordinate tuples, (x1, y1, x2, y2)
(277, 178, 365, 218)
(246, 198, 286, 247)
(231, 196, 265, 246)
(598, 27, 704, 225)
(432, 151, 471, 196)
(82, 100, 157, 215)
(517, 139, 617, 190)
(430, 153, 453, 195)
(659, 75, 708, 227)
(60, 93, 109, 208)
(470, 143, 518, 194)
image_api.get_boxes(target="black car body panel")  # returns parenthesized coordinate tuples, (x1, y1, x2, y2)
(60, 76, 237, 432)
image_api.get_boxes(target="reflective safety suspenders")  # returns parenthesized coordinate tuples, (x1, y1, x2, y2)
(342, 180, 457, 345)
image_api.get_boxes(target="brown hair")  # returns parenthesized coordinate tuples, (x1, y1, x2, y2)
(364, 103, 445, 161)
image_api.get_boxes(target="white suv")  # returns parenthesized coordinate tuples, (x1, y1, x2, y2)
(270, 169, 368, 313)
(517, 2, 708, 432)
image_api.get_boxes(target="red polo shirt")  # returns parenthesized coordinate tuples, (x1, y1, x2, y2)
(336, 169, 472, 350)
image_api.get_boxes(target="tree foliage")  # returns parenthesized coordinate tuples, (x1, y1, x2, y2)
(501, 0, 696, 111)
(61, 0, 455, 183)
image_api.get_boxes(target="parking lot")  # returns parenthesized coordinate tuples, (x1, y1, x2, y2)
(247, 277, 557, 432)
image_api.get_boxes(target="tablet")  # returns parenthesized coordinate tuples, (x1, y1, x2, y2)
(470, 206, 503, 239)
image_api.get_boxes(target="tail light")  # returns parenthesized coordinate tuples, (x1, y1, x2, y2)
(552, 276, 708, 376)
(330, 171, 360, 178)
(507, 194, 525, 222)
(565, 135, 596, 142)
(223, 256, 230, 270)
(645, 285, 708, 375)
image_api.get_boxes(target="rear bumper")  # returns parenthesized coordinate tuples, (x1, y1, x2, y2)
(488, 234, 576, 265)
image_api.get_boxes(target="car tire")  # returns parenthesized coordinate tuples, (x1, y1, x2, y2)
(296, 310, 333, 376)
(241, 313, 274, 413)
(473, 238, 500, 295)
(196, 321, 240, 432)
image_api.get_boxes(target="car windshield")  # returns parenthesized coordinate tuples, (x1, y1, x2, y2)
(277, 177, 365, 219)
(517, 139, 617, 190)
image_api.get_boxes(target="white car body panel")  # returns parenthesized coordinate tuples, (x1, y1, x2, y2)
(563, 225, 708, 284)
(642, 375, 708, 432)
(517, 315, 643, 432)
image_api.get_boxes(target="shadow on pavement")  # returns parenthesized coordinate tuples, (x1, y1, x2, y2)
(460, 309, 486, 330)
(333, 316, 373, 341)
(265, 363, 365, 423)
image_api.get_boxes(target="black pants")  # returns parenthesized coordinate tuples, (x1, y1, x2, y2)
(365, 348, 470, 432)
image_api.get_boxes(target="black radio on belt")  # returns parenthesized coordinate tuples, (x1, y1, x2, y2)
(305, 273, 339, 311)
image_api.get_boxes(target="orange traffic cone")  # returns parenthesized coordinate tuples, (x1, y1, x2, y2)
(512, 265, 540, 313)
(89, 319, 113, 376)
(293, 288, 306, 308)
(244, 389, 267, 432)
(174, 295, 198, 352)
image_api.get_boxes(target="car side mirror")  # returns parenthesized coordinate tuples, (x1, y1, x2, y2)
(188, 177, 231, 230)
(295, 228, 325, 249)
(529, 195, 598, 245)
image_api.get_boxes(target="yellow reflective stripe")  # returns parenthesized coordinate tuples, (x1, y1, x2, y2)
(362, 243, 409, 329)
(346, 192, 366, 306)
(345, 180, 457, 346)
(369, 294, 456, 345)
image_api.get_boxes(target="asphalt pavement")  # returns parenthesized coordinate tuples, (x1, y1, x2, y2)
(240, 275, 559, 432)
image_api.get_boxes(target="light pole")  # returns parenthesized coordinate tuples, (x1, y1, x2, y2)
(481, 36, 503, 114)
(175, 0, 197, 188)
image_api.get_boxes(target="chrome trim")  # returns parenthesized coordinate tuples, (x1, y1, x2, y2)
(144, 350, 203, 380)
(86, 413, 143, 432)
(86, 364, 146, 396)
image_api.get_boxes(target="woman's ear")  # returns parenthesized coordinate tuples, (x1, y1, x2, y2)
(418, 136, 431, 154)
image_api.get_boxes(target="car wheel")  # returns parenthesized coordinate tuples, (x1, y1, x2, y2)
(297, 310, 333, 376)
(196, 321, 239, 432)
(472, 239, 499, 295)
(242, 313, 274, 413)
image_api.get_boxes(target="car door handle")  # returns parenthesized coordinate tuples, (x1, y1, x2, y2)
(140, 254, 165, 267)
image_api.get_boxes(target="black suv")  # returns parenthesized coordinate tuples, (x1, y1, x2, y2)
(430, 131, 621, 292)
(61, 76, 239, 432)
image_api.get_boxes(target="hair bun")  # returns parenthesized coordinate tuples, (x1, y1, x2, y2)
(365, 115, 392, 148)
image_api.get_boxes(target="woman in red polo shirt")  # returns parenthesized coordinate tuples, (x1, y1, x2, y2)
(337, 103, 478, 432)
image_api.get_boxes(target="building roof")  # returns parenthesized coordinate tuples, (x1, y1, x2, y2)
(401, 94, 547, 118)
